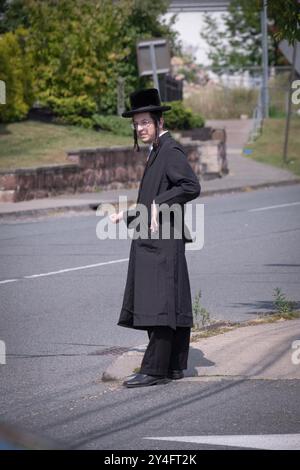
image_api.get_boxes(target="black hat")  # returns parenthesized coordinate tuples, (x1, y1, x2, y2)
(122, 88, 171, 118)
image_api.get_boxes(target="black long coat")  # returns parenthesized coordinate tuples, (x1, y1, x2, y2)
(117, 131, 201, 331)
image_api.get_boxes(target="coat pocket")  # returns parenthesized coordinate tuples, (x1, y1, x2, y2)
(134, 246, 168, 316)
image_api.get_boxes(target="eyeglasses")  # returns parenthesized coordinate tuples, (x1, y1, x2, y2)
(131, 119, 154, 130)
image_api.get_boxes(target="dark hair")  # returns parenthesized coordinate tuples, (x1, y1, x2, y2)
(133, 127, 140, 152)
(133, 111, 163, 152)
(150, 111, 163, 150)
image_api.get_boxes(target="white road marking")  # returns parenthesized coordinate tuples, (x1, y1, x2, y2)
(0, 279, 19, 285)
(0, 258, 129, 285)
(1, 200, 299, 284)
(249, 201, 300, 212)
(143, 434, 300, 450)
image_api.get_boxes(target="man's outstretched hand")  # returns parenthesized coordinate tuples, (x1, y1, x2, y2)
(109, 204, 158, 231)
(109, 211, 124, 224)
(151, 201, 158, 233)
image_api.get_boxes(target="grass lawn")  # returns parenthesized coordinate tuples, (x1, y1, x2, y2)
(0, 120, 132, 171)
(245, 117, 300, 177)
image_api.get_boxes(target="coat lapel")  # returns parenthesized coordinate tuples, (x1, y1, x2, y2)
(147, 131, 170, 169)
(137, 132, 170, 202)
(136, 148, 154, 203)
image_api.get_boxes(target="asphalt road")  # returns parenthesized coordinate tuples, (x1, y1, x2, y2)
(2, 378, 300, 451)
(0, 184, 300, 449)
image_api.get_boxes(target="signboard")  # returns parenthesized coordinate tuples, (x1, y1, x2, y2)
(137, 39, 171, 96)
(137, 39, 171, 76)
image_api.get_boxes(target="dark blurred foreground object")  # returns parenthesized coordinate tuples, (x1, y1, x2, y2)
(0, 421, 64, 450)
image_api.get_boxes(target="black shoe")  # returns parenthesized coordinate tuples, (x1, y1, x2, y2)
(167, 370, 184, 380)
(123, 373, 170, 388)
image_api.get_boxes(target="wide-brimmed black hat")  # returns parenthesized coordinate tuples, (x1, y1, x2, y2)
(122, 88, 171, 118)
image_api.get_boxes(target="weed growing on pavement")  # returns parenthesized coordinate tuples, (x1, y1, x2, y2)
(190, 287, 300, 343)
(192, 290, 211, 329)
(273, 287, 297, 318)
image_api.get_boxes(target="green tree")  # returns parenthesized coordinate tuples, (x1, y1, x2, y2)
(107, 0, 179, 111)
(257, 0, 300, 44)
(0, 0, 30, 34)
(0, 0, 180, 122)
(24, 0, 128, 120)
(201, 0, 284, 70)
(0, 28, 34, 122)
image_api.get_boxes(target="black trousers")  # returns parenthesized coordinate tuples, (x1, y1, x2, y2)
(139, 326, 191, 376)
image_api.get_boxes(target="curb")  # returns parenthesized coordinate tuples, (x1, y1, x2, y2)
(199, 178, 300, 197)
(101, 320, 239, 383)
(101, 316, 300, 382)
(0, 203, 94, 220)
(0, 200, 137, 221)
(0, 178, 300, 221)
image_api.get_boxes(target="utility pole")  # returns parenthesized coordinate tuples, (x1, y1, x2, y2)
(261, 0, 269, 119)
(283, 42, 298, 164)
(149, 43, 160, 98)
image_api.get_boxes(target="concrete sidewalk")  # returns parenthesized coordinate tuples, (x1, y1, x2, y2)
(0, 119, 300, 219)
(102, 319, 300, 382)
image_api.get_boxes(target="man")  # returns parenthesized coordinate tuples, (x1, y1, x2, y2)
(110, 88, 201, 388)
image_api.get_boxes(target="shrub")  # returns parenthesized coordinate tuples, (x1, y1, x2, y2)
(189, 112, 206, 129)
(46, 95, 97, 119)
(92, 103, 205, 137)
(54, 115, 94, 128)
(163, 100, 205, 130)
(0, 28, 34, 122)
(92, 114, 132, 137)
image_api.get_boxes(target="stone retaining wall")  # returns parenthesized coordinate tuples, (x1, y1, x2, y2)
(0, 138, 227, 203)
